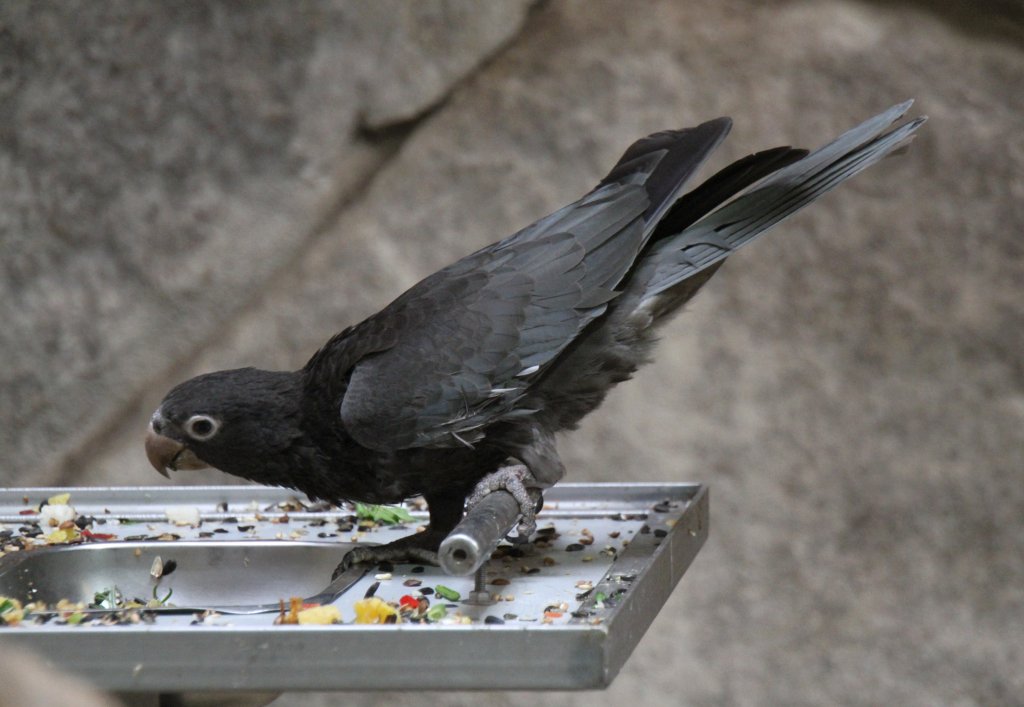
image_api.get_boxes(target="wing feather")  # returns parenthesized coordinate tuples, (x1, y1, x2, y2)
(333, 121, 733, 451)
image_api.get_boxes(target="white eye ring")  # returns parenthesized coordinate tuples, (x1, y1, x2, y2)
(184, 414, 220, 441)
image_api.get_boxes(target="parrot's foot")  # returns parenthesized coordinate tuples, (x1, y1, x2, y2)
(466, 464, 543, 541)
(332, 530, 444, 580)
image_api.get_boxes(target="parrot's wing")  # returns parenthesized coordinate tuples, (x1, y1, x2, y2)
(337, 184, 648, 451)
(331, 120, 733, 451)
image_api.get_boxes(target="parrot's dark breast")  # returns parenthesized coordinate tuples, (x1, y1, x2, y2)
(292, 376, 513, 505)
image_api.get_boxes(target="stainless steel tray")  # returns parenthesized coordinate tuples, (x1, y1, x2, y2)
(0, 482, 707, 692)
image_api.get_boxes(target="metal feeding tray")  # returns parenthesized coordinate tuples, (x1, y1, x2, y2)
(0, 482, 707, 694)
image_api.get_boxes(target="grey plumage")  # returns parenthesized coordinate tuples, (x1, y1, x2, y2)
(337, 103, 923, 457)
(147, 102, 925, 568)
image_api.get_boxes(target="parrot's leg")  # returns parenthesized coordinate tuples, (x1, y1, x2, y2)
(466, 425, 566, 539)
(465, 464, 546, 540)
(331, 492, 464, 579)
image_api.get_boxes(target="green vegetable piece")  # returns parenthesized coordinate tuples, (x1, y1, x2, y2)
(93, 587, 120, 610)
(152, 585, 174, 605)
(434, 584, 460, 602)
(354, 503, 415, 525)
(426, 604, 447, 622)
(66, 612, 86, 625)
(0, 599, 13, 614)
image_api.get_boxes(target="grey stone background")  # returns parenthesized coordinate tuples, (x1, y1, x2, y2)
(1, 1, 1021, 705)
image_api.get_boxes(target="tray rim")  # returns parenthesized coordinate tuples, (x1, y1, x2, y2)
(0, 481, 708, 692)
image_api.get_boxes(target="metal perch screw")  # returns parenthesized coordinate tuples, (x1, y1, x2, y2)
(465, 564, 494, 606)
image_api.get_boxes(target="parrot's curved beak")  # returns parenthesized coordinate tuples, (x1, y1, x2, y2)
(145, 424, 209, 478)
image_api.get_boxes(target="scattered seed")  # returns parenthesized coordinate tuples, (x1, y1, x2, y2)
(489, 577, 510, 586)
(403, 579, 422, 587)
(565, 543, 584, 552)
(484, 615, 505, 625)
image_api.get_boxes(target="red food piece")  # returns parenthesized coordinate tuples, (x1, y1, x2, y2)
(399, 595, 419, 610)
(82, 530, 117, 541)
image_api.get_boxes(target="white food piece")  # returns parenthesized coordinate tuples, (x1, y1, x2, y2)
(165, 506, 201, 527)
(40, 503, 76, 527)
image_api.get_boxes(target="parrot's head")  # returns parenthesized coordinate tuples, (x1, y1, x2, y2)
(145, 367, 305, 480)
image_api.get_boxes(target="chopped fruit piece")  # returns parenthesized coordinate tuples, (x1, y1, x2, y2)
(297, 605, 342, 625)
(353, 597, 400, 624)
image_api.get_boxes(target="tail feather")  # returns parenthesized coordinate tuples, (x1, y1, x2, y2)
(654, 146, 809, 238)
(636, 103, 926, 302)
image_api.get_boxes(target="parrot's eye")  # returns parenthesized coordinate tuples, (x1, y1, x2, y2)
(184, 415, 220, 441)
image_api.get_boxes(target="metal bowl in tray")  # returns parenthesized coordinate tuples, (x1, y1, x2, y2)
(0, 540, 361, 614)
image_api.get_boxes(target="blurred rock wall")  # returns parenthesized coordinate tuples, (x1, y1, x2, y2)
(2, 1, 1022, 706)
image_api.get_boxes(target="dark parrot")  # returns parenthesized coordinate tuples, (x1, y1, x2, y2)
(146, 102, 924, 574)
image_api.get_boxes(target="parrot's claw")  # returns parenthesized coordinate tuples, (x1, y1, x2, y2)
(466, 464, 543, 541)
(332, 537, 441, 580)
